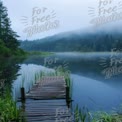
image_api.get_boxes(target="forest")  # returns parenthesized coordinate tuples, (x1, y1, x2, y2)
(20, 29, 122, 52)
(0, 1, 25, 57)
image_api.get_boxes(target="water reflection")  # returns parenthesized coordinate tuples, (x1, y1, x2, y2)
(12, 64, 53, 100)
(0, 57, 24, 96)
(16, 53, 122, 112)
(1, 52, 122, 112)
(71, 74, 122, 112)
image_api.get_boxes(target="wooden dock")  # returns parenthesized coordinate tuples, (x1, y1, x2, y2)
(20, 76, 73, 122)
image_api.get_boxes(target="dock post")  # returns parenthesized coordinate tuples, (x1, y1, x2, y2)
(66, 86, 70, 107)
(21, 87, 25, 101)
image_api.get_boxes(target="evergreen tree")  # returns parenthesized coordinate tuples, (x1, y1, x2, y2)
(0, 0, 22, 56)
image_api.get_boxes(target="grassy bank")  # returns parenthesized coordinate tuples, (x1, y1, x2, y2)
(74, 105, 122, 122)
(0, 89, 23, 122)
(27, 51, 54, 56)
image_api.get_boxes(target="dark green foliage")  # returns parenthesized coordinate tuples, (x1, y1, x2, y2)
(0, 39, 11, 57)
(0, 88, 23, 122)
(0, 1, 25, 57)
(20, 30, 122, 52)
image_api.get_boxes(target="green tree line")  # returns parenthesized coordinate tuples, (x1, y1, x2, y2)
(20, 31, 122, 52)
(0, 0, 25, 57)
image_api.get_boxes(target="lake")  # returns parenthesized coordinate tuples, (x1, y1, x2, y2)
(1, 52, 122, 113)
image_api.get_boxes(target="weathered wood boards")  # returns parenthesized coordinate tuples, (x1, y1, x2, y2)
(23, 99, 72, 122)
(22, 76, 72, 122)
(26, 77, 66, 100)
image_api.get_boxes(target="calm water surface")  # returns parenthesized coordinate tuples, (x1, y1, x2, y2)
(9, 52, 122, 112)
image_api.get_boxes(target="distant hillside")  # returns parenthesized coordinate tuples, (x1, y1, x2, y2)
(20, 28, 122, 52)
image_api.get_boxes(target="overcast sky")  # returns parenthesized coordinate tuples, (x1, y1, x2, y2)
(2, 0, 122, 40)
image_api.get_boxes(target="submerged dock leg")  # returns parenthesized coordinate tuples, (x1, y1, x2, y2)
(21, 87, 25, 101)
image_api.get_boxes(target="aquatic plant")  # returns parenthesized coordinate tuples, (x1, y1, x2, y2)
(0, 88, 22, 122)
(92, 111, 122, 122)
(74, 105, 91, 122)
(74, 105, 122, 122)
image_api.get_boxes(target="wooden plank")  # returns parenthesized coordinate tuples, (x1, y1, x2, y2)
(20, 76, 72, 122)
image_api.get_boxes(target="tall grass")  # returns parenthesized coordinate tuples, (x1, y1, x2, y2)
(74, 105, 122, 122)
(92, 110, 122, 122)
(74, 105, 91, 122)
(0, 88, 22, 122)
